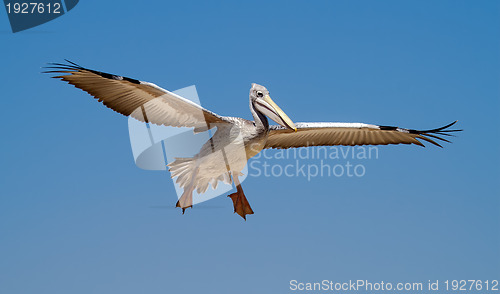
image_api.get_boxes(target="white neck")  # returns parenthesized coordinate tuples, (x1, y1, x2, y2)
(250, 100, 269, 131)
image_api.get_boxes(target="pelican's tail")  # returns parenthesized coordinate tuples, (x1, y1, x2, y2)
(168, 157, 198, 214)
(168, 157, 232, 194)
(168, 157, 196, 189)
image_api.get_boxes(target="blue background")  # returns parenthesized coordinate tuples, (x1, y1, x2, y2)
(1, 1, 499, 293)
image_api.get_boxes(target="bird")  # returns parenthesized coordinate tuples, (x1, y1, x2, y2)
(45, 60, 461, 220)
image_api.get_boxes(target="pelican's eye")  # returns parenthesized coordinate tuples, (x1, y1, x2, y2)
(256, 91, 264, 98)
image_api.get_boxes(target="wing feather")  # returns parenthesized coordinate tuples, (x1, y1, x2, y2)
(44, 60, 228, 130)
(264, 121, 461, 149)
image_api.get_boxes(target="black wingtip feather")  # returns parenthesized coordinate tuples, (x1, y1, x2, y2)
(379, 120, 461, 147)
(417, 135, 443, 148)
(411, 121, 461, 147)
(416, 120, 459, 134)
(423, 133, 452, 143)
(64, 59, 81, 67)
(43, 60, 142, 85)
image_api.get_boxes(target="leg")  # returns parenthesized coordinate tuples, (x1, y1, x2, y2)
(175, 165, 200, 214)
(176, 185, 194, 214)
(227, 176, 254, 220)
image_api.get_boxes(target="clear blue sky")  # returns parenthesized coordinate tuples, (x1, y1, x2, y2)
(1, 1, 499, 293)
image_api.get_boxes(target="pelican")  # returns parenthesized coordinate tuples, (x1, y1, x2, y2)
(45, 60, 461, 220)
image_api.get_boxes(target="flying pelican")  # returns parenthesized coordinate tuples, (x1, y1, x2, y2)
(45, 60, 461, 220)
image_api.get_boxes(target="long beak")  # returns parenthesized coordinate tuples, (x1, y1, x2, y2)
(256, 95, 297, 131)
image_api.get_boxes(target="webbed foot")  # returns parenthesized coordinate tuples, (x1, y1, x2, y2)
(228, 184, 254, 220)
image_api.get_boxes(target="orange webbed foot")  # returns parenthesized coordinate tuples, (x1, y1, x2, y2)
(228, 185, 254, 220)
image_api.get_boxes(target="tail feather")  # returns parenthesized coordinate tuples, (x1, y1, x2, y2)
(168, 157, 196, 189)
(168, 157, 234, 195)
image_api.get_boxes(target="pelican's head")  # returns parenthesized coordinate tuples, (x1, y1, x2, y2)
(250, 83, 297, 131)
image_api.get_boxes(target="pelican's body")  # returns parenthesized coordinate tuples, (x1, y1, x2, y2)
(46, 60, 461, 220)
(168, 117, 267, 195)
(167, 83, 293, 216)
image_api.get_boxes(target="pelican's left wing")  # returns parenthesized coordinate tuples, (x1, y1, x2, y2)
(44, 60, 229, 130)
(265, 121, 461, 149)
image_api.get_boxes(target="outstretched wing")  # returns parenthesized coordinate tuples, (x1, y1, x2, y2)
(44, 60, 228, 130)
(265, 121, 461, 149)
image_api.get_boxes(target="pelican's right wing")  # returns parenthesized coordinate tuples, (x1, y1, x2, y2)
(44, 60, 229, 130)
(265, 121, 461, 149)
